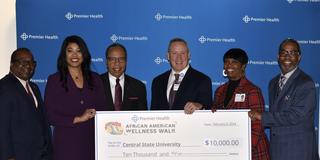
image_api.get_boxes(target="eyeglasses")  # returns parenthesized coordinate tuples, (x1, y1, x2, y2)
(279, 50, 299, 57)
(13, 59, 37, 66)
(107, 57, 126, 63)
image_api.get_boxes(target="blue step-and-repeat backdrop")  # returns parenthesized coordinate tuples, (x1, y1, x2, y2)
(16, 0, 319, 139)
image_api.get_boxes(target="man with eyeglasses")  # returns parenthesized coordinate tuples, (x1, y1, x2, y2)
(249, 39, 318, 160)
(0, 48, 52, 160)
(100, 43, 147, 111)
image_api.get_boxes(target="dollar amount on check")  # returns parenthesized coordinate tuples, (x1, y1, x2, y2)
(95, 110, 251, 160)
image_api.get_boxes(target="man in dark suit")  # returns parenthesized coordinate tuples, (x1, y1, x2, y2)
(100, 43, 147, 111)
(151, 38, 212, 112)
(249, 39, 318, 160)
(0, 48, 52, 160)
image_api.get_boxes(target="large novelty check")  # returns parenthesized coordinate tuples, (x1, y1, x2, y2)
(95, 110, 251, 160)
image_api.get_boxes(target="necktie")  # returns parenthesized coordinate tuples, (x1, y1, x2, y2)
(26, 82, 36, 106)
(168, 73, 180, 108)
(278, 76, 286, 91)
(114, 78, 122, 111)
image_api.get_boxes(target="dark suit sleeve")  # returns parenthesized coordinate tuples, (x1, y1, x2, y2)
(0, 87, 14, 159)
(196, 76, 212, 109)
(139, 84, 147, 110)
(262, 80, 316, 127)
(150, 78, 159, 110)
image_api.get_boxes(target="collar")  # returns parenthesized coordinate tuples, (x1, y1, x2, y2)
(281, 67, 297, 80)
(11, 72, 29, 87)
(108, 73, 124, 84)
(170, 65, 189, 77)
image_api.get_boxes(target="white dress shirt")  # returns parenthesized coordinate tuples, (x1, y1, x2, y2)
(166, 65, 189, 101)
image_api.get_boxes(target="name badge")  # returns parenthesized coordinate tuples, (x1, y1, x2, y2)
(235, 93, 246, 102)
(173, 84, 180, 91)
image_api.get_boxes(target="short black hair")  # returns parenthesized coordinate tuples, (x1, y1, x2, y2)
(223, 48, 248, 65)
(11, 48, 32, 63)
(278, 38, 301, 55)
(105, 43, 127, 60)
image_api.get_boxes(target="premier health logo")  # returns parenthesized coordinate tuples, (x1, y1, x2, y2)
(242, 15, 280, 24)
(20, 32, 58, 41)
(154, 12, 192, 21)
(65, 12, 103, 20)
(109, 34, 148, 43)
(20, 33, 28, 41)
(65, 12, 73, 20)
(198, 35, 236, 44)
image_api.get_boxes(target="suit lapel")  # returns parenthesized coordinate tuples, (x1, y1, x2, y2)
(9, 74, 38, 109)
(29, 83, 41, 108)
(163, 71, 171, 106)
(270, 75, 280, 105)
(103, 74, 115, 110)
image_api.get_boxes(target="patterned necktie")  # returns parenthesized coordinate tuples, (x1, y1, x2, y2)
(279, 76, 286, 91)
(168, 73, 180, 108)
(114, 78, 122, 111)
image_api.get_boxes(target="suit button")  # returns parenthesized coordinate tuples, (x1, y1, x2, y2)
(272, 133, 276, 136)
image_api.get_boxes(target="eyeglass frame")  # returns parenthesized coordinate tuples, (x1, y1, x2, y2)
(279, 50, 300, 57)
(12, 59, 37, 66)
(107, 57, 126, 63)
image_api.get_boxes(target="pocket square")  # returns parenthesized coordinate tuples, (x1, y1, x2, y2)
(128, 97, 139, 100)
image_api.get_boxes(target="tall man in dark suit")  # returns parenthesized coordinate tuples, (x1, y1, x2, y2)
(249, 39, 318, 160)
(100, 43, 147, 110)
(0, 48, 52, 160)
(151, 38, 212, 112)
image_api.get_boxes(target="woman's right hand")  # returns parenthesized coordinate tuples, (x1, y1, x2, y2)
(73, 108, 96, 124)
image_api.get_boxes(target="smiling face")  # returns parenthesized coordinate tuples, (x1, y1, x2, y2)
(167, 41, 190, 72)
(66, 42, 83, 69)
(10, 50, 36, 81)
(224, 58, 245, 81)
(106, 46, 127, 78)
(278, 41, 301, 74)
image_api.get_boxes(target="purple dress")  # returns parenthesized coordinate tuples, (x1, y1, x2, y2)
(44, 72, 107, 160)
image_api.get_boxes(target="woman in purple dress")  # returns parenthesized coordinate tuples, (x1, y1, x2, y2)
(44, 35, 107, 160)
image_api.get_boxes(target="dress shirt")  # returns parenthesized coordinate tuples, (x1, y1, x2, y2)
(166, 65, 189, 101)
(280, 67, 297, 86)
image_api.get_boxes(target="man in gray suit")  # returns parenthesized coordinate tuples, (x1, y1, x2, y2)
(249, 38, 318, 160)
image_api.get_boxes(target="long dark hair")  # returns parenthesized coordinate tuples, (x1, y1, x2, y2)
(57, 35, 92, 91)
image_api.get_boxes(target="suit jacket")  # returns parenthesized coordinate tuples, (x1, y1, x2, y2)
(262, 68, 318, 160)
(100, 73, 147, 110)
(213, 77, 270, 160)
(151, 66, 212, 110)
(0, 73, 52, 160)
